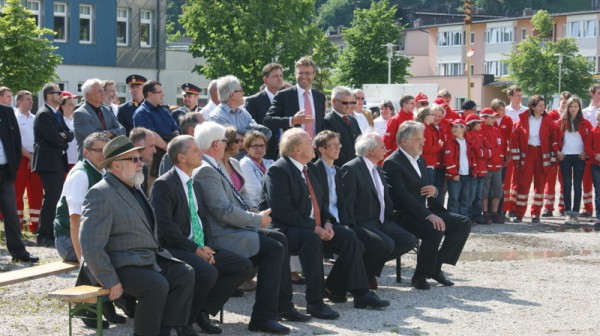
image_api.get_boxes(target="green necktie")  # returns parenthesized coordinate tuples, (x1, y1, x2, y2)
(187, 179, 204, 247)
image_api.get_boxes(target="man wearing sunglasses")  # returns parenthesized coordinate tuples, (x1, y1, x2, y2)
(323, 86, 362, 167)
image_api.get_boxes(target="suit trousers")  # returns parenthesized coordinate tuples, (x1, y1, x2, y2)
(248, 229, 294, 321)
(116, 258, 194, 335)
(400, 210, 471, 276)
(37, 170, 65, 238)
(352, 220, 417, 278)
(0, 168, 27, 258)
(168, 247, 253, 322)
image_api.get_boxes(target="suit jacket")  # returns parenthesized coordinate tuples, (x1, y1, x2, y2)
(193, 157, 262, 258)
(260, 156, 326, 231)
(149, 167, 215, 253)
(381, 149, 446, 223)
(74, 102, 125, 160)
(263, 86, 326, 159)
(244, 90, 271, 125)
(341, 157, 395, 229)
(79, 173, 175, 289)
(315, 159, 347, 226)
(323, 111, 362, 167)
(32, 104, 74, 173)
(0, 104, 21, 179)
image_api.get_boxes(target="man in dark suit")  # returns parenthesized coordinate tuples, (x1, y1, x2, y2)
(0, 103, 38, 262)
(261, 128, 390, 319)
(245, 63, 284, 125)
(150, 135, 253, 335)
(323, 86, 362, 167)
(340, 133, 417, 288)
(74, 78, 125, 160)
(193, 121, 309, 334)
(80, 136, 194, 336)
(263, 56, 326, 159)
(381, 121, 471, 290)
(32, 83, 74, 247)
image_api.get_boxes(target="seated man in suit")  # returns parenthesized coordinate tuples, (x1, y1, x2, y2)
(323, 86, 362, 167)
(381, 121, 471, 290)
(193, 122, 309, 335)
(261, 128, 390, 318)
(340, 132, 417, 288)
(79, 136, 194, 336)
(150, 135, 253, 335)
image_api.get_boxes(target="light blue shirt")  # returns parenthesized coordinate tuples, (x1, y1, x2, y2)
(209, 103, 256, 132)
(323, 162, 339, 223)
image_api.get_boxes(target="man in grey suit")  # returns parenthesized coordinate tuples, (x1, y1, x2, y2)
(79, 135, 194, 336)
(193, 121, 309, 334)
(74, 78, 125, 160)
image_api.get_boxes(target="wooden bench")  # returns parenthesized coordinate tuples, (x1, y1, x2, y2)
(0, 261, 78, 287)
(48, 285, 110, 336)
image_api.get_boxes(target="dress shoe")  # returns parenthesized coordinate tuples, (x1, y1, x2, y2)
(369, 275, 378, 290)
(354, 291, 390, 309)
(291, 275, 306, 285)
(324, 289, 347, 303)
(76, 308, 109, 329)
(559, 210, 566, 216)
(36, 236, 54, 247)
(103, 301, 126, 324)
(231, 288, 244, 297)
(513, 216, 523, 223)
(306, 302, 339, 320)
(411, 275, 430, 290)
(248, 319, 290, 334)
(579, 211, 592, 217)
(531, 216, 540, 223)
(541, 210, 553, 217)
(113, 296, 136, 318)
(175, 326, 200, 336)
(12, 252, 39, 263)
(197, 311, 222, 334)
(278, 307, 311, 322)
(507, 211, 516, 218)
(429, 271, 455, 286)
(490, 212, 504, 224)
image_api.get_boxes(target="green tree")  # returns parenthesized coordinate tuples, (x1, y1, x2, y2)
(316, 0, 371, 30)
(181, 0, 336, 93)
(166, 0, 186, 40)
(504, 10, 592, 101)
(336, 0, 412, 87)
(0, 0, 62, 92)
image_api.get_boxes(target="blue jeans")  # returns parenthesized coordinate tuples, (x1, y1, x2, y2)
(447, 175, 472, 216)
(559, 155, 585, 215)
(55, 235, 77, 262)
(434, 168, 448, 206)
(591, 165, 600, 219)
(469, 177, 484, 219)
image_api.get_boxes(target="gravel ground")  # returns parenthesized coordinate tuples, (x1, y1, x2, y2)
(2, 215, 600, 336)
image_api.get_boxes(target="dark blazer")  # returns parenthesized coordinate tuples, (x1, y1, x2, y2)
(149, 167, 215, 253)
(260, 156, 326, 231)
(341, 157, 395, 229)
(74, 102, 125, 160)
(32, 104, 74, 173)
(315, 159, 347, 226)
(323, 111, 362, 167)
(381, 149, 446, 223)
(244, 90, 271, 125)
(263, 86, 326, 159)
(0, 104, 22, 179)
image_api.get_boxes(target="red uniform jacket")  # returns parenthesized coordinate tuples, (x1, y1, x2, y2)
(423, 123, 444, 169)
(468, 130, 491, 177)
(481, 123, 505, 171)
(444, 106, 461, 123)
(444, 135, 475, 179)
(585, 126, 600, 166)
(555, 118, 592, 152)
(383, 111, 413, 156)
(511, 111, 558, 172)
(547, 109, 561, 123)
(433, 123, 448, 169)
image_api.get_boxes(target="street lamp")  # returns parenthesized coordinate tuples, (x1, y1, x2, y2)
(554, 53, 563, 94)
(382, 43, 396, 84)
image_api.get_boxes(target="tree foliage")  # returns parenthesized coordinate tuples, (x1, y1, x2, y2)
(316, 0, 371, 30)
(504, 11, 592, 101)
(474, 0, 589, 16)
(530, 9, 553, 36)
(181, 0, 336, 93)
(0, 0, 62, 92)
(335, 0, 412, 87)
(166, 0, 186, 40)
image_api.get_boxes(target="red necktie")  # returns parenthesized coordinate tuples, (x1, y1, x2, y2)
(96, 108, 106, 130)
(342, 115, 350, 125)
(303, 91, 314, 138)
(302, 166, 321, 227)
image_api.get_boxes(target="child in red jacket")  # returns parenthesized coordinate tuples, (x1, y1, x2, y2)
(466, 114, 490, 224)
(445, 119, 473, 216)
(480, 108, 505, 224)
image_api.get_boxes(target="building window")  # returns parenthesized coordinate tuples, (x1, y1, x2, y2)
(26, 1, 41, 27)
(521, 28, 526, 41)
(79, 4, 93, 44)
(438, 30, 465, 47)
(587, 56, 597, 73)
(437, 62, 465, 76)
(116, 8, 129, 46)
(484, 61, 509, 77)
(140, 10, 153, 47)
(484, 26, 513, 44)
(54, 3, 67, 42)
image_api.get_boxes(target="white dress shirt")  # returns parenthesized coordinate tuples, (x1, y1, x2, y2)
(528, 115, 542, 146)
(506, 104, 527, 123)
(583, 104, 599, 128)
(63, 159, 105, 216)
(15, 109, 35, 153)
(399, 146, 421, 178)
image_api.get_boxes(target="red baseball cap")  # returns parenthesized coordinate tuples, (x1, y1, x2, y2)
(452, 119, 467, 128)
(415, 92, 429, 103)
(433, 97, 447, 106)
(480, 107, 497, 117)
(61, 91, 77, 99)
(465, 114, 482, 124)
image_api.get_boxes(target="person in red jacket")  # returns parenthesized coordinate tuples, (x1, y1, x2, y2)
(416, 106, 443, 183)
(383, 94, 415, 156)
(431, 104, 449, 205)
(434, 96, 461, 123)
(461, 100, 478, 120)
(585, 111, 600, 227)
(511, 95, 558, 223)
(480, 108, 505, 224)
(490, 99, 513, 221)
(556, 96, 592, 224)
(542, 91, 571, 217)
(445, 119, 474, 216)
(465, 114, 489, 224)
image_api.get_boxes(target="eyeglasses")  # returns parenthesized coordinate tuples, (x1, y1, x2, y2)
(51, 91, 62, 95)
(218, 139, 228, 143)
(249, 144, 266, 149)
(234, 139, 243, 144)
(234, 89, 244, 93)
(118, 156, 143, 163)
(355, 96, 365, 100)
(418, 102, 429, 106)
(340, 101, 357, 106)
(151, 90, 163, 94)
(87, 148, 104, 153)
(325, 143, 342, 149)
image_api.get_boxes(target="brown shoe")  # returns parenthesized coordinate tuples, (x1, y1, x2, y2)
(490, 212, 504, 224)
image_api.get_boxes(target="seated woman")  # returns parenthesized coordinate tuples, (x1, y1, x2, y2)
(239, 131, 274, 208)
(221, 126, 253, 209)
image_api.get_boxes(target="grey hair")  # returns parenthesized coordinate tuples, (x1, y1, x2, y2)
(167, 135, 195, 164)
(83, 132, 110, 150)
(81, 78, 103, 98)
(331, 86, 353, 100)
(430, 104, 445, 115)
(194, 121, 226, 151)
(396, 121, 424, 145)
(217, 75, 240, 103)
(355, 132, 381, 158)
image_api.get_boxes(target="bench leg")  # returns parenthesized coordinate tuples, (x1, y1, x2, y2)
(68, 302, 73, 336)
(96, 297, 103, 336)
(395, 256, 402, 283)
(220, 309, 223, 323)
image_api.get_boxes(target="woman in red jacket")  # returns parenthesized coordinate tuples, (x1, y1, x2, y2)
(416, 106, 443, 183)
(585, 111, 600, 225)
(556, 96, 592, 224)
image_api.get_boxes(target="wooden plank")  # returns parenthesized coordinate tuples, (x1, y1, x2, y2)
(48, 285, 110, 303)
(0, 261, 78, 287)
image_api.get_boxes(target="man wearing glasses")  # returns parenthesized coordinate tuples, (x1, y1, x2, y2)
(351, 89, 374, 133)
(323, 86, 362, 167)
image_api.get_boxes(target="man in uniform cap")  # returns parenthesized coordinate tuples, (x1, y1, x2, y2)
(118, 74, 147, 136)
(171, 83, 202, 125)
(414, 92, 429, 108)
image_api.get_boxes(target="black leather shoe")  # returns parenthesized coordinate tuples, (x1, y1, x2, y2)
(103, 301, 126, 324)
(531, 216, 540, 223)
(429, 271, 455, 286)
(541, 210, 553, 217)
(36, 236, 54, 247)
(354, 291, 390, 309)
(306, 302, 339, 320)
(411, 275, 430, 290)
(76, 308, 109, 329)
(231, 288, 244, 297)
(113, 296, 136, 318)
(278, 307, 311, 322)
(175, 326, 199, 336)
(196, 311, 222, 334)
(248, 319, 290, 334)
(324, 289, 347, 303)
(12, 252, 39, 263)
(513, 216, 523, 223)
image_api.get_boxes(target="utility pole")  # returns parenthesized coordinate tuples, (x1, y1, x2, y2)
(555, 53, 563, 94)
(464, 0, 472, 99)
(383, 43, 395, 84)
